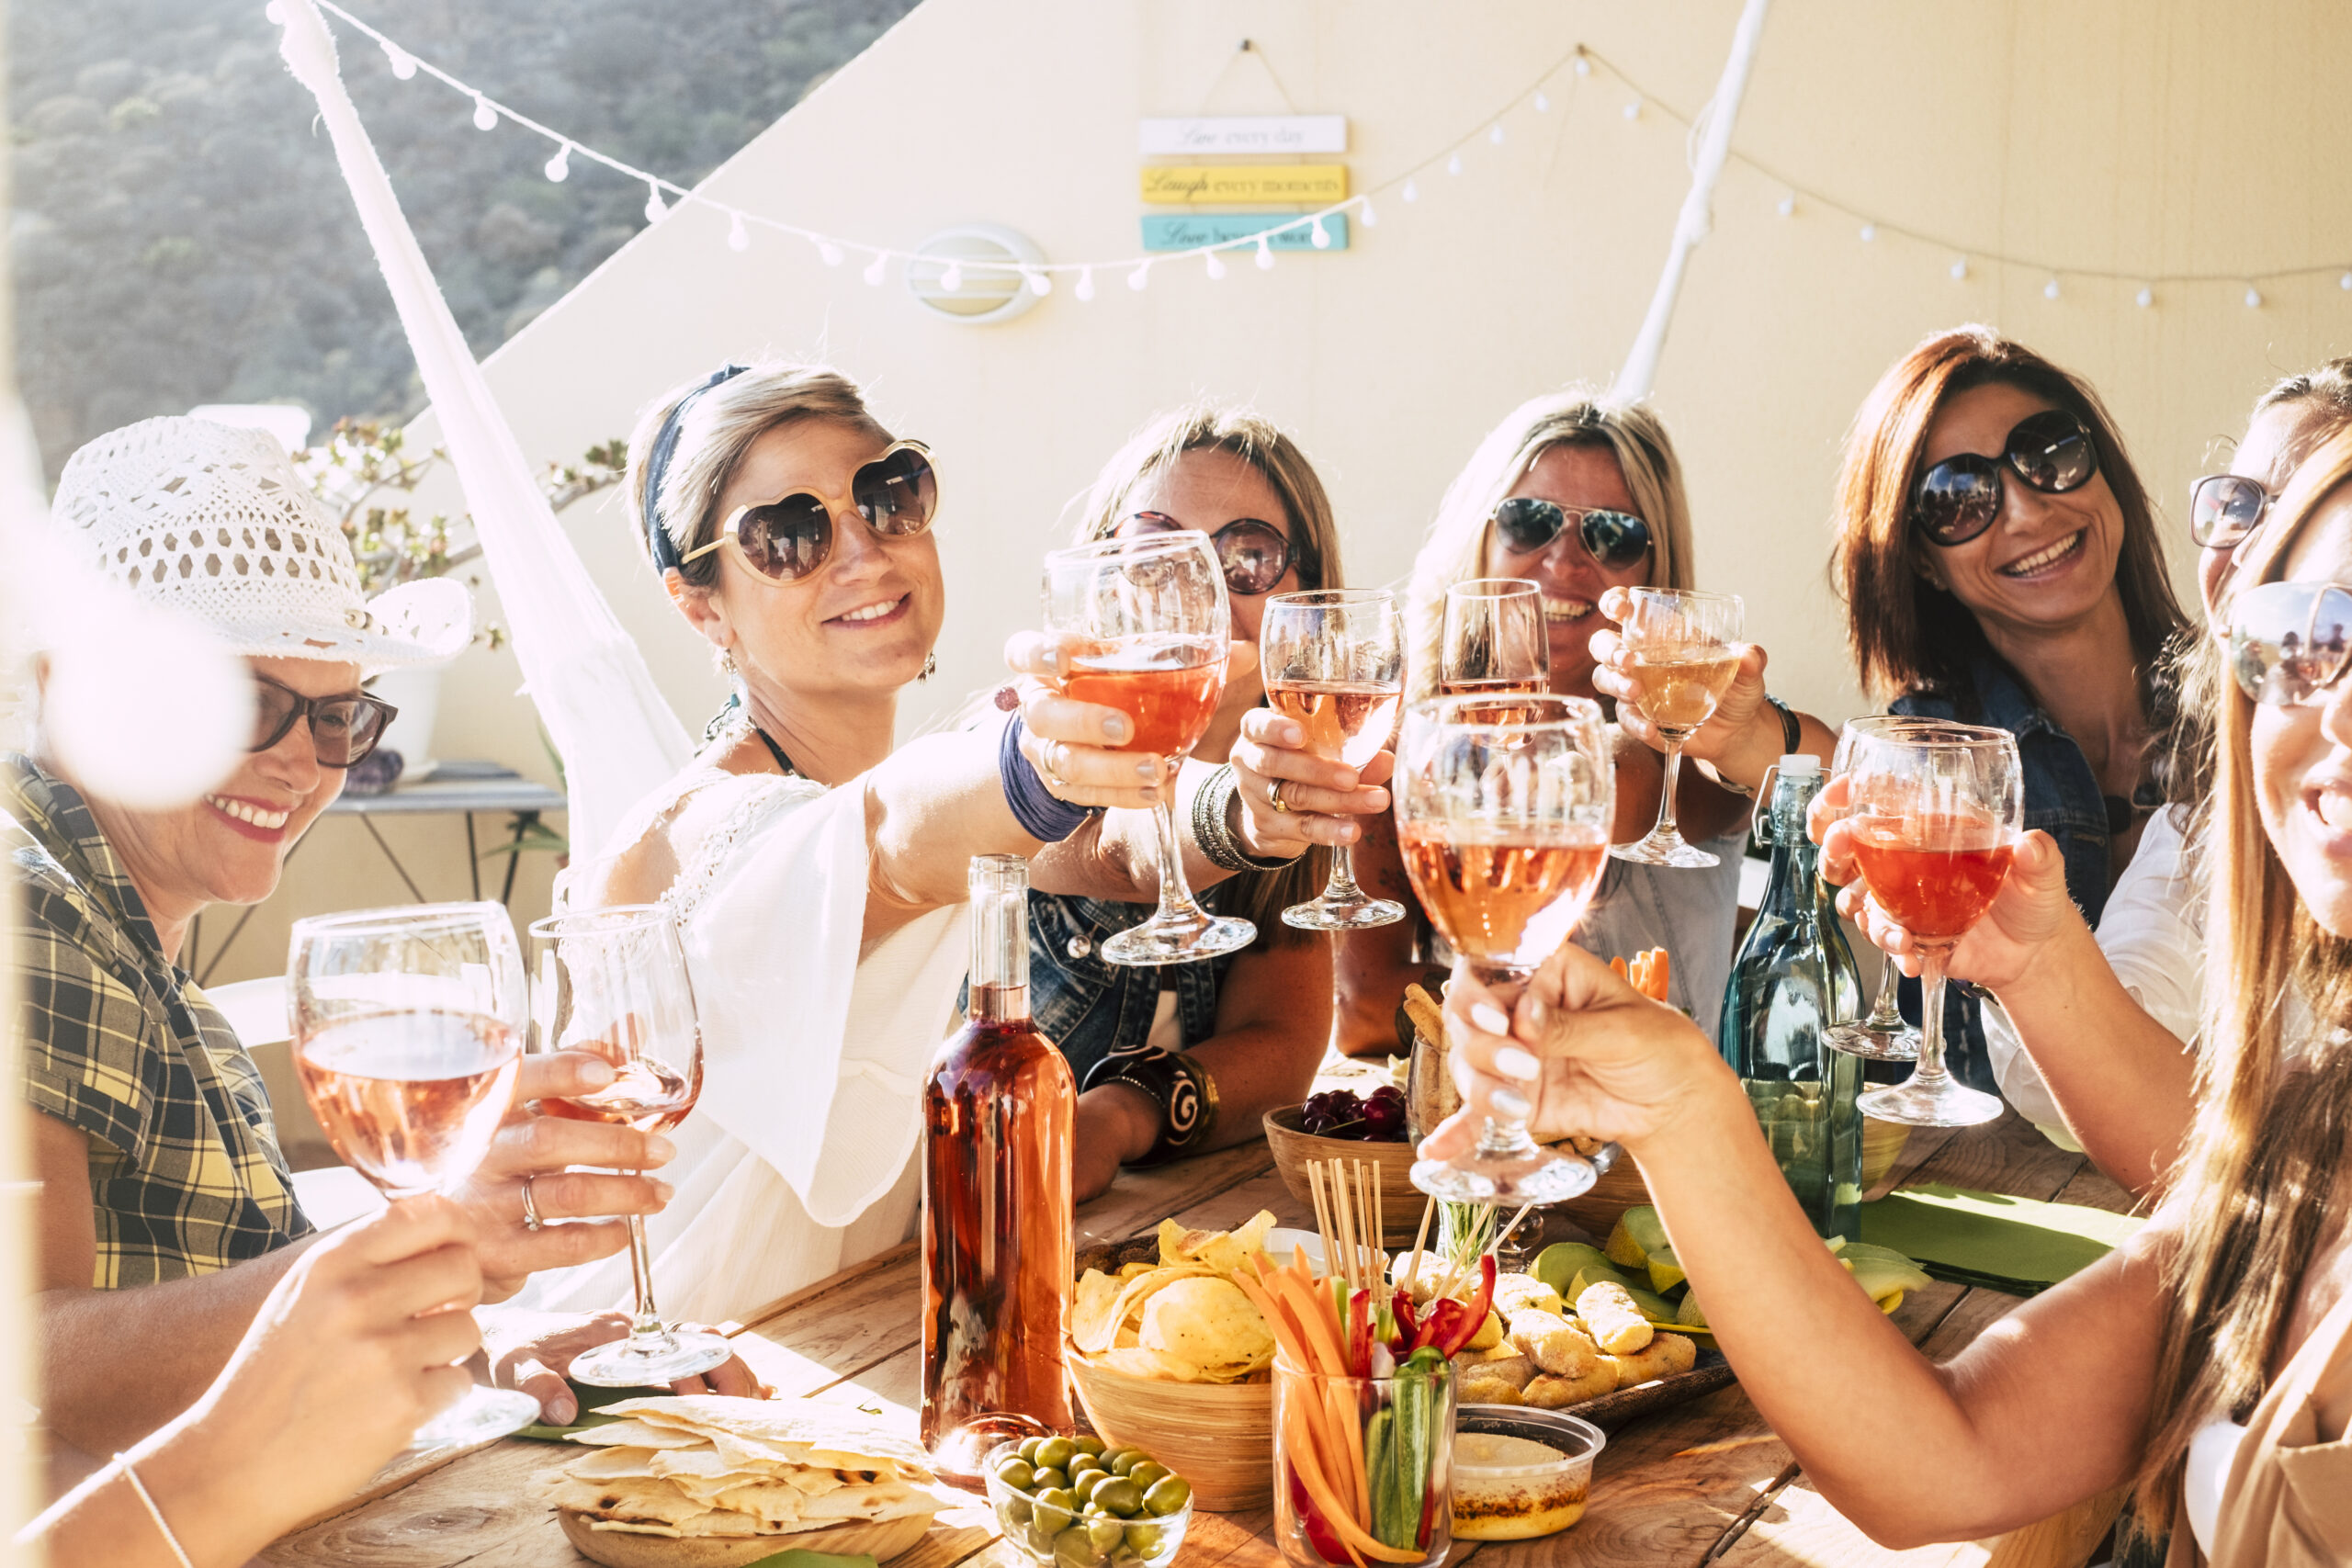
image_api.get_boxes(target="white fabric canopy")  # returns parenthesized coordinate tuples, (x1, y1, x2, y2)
(276, 0, 691, 853)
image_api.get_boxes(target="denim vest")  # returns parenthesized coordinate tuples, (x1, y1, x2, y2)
(1890, 656, 2117, 1094)
(1020, 887, 1241, 1089)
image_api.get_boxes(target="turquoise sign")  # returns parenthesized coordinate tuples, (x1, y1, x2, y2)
(1138, 214, 1351, 254)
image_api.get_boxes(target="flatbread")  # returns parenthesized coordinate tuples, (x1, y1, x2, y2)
(549, 1475, 721, 1529)
(569, 1418, 708, 1450)
(589, 1397, 929, 1471)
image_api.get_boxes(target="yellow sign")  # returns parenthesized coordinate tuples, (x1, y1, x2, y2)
(1140, 164, 1350, 205)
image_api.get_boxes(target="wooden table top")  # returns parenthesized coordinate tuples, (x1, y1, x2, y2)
(268, 1110, 2134, 1568)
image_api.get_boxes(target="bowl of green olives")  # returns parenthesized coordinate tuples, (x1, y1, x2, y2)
(983, 1435, 1193, 1568)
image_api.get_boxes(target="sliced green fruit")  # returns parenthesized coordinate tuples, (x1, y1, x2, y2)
(1605, 1205, 1669, 1269)
(1848, 1253, 1933, 1303)
(1880, 1290, 1905, 1314)
(1676, 1289, 1710, 1329)
(1602, 1213, 1647, 1269)
(1646, 1247, 1686, 1296)
(1623, 1284, 1677, 1325)
(1569, 1262, 1637, 1301)
(1532, 1242, 1611, 1298)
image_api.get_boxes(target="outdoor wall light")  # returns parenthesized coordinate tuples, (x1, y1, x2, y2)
(904, 225, 1046, 325)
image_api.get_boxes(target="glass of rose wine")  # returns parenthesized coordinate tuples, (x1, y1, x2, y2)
(1396, 694, 1615, 1202)
(1262, 588, 1407, 930)
(288, 901, 542, 1447)
(527, 905, 729, 1386)
(1440, 578, 1551, 716)
(1043, 530, 1253, 964)
(1611, 588, 1745, 868)
(1819, 716, 1937, 1062)
(1843, 723, 2020, 1126)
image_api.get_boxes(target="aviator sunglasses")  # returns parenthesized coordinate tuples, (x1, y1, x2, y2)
(2190, 473, 2274, 550)
(683, 440, 940, 583)
(1910, 408, 2100, 546)
(1490, 496, 1655, 570)
(2229, 580, 2352, 706)
(253, 674, 397, 767)
(1119, 510, 1293, 596)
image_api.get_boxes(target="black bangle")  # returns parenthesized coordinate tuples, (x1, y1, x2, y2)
(1082, 1049, 1221, 1166)
(1764, 694, 1800, 755)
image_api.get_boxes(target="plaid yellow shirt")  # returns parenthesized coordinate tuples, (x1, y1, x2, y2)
(6, 755, 311, 1286)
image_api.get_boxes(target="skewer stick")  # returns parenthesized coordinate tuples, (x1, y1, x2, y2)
(1339, 1163, 1363, 1292)
(1402, 1197, 1435, 1297)
(1355, 1162, 1377, 1288)
(1308, 1162, 1337, 1280)
(1372, 1168, 1386, 1275)
(1491, 1201, 1538, 1259)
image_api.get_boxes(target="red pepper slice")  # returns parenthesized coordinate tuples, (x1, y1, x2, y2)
(1347, 1288, 1374, 1377)
(1389, 1288, 1419, 1352)
(1413, 1299, 1460, 1356)
(1436, 1254, 1498, 1358)
(1290, 1462, 1350, 1563)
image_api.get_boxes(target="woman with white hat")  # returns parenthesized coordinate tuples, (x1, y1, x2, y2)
(6, 415, 749, 1458)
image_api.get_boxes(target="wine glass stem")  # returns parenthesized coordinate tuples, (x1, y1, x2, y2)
(1147, 785, 1210, 924)
(1470, 964, 1536, 1149)
(1911, 944, 1956, 1089)
(1319, 842, 1363, 903)
(1650, 739, 1687, 842)
(622, 1211, 672, 1345)
(1868, 952, 1907, 1029)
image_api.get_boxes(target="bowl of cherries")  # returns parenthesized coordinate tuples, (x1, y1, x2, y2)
(1262, 1085, 1419, 1239)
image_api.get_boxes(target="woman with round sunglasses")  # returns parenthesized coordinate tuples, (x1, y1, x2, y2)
(1876, 360, 2352, 1192)
(557, 367, 1324, 1317)
(1423, 426, 2352, 1566)
(1834, 326, 2189, 1099)
(1328, 389, 1832, 1055)
(1008, 404, 1360, 1202)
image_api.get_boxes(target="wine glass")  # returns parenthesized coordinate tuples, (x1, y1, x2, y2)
(288, 901, 543, 1447)
(1611, 588, 1745, 868)
(1820, 717, 1936, 1062)
(1842, 723, 2020, 1127)
(1396, 694, 1615, 1203)
(1043, 530, 1253, 964)
(1440, 578, 1550, 714)
(528, 906, 729, 1386)
(1262, 589, 1407, 931)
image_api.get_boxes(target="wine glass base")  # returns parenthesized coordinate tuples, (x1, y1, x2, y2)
(1822, 1022, 1921, 1061)
(408, 1384, 542, 1449)
(1283, 897, 1406, 931)
(1101, 911, 1257, 966)
(1857, 1077, 2004, 1128)
(568, 1327, 736, 1388)
(1610, 833, 1719, 869)
(1410, 1150, 1595, 1205)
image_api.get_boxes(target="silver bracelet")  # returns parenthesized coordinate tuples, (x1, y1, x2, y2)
(1192, 765, 1297, 873)
(115, 1454, 196, 1568)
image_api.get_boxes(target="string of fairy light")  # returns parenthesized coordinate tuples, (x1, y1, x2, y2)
(288, 0, 2352, 309)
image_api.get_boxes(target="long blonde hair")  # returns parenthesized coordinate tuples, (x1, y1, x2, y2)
(2135, 423, 2352, 1525)
(1403, 388, 1694, 700)
(1073, 403, 1340, 948)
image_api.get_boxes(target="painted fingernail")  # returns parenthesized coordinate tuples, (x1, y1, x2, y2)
(1102, 715, 1129, 741)
(650, 1179, 675, 1204)
(1491, 1088, 1532, 1120)
(1041, 646, 1061, 670)
(575, 1058, 616, 1088)
(644, 1134, 677, 1164)
(1136, 759, 1159, 778)
(1470, 1001, 1511, 1036)
(1494, 1044, 1541, 1082)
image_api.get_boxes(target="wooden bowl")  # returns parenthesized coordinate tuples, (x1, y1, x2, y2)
(1065, 1344, 1272, 1512)
(557, 1508, 933, 1568)
(1862, 1114, 1911, 1192)
(1261, 1106, 1422, 1245)
(1552, 1116, 1914, 1238)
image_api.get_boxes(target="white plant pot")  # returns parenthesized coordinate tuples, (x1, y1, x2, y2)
(370, 666, 443, 780)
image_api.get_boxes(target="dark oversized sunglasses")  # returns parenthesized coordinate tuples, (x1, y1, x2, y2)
(254, 674, 396, 767)
(1910, 409, 2099, 545)
(1119, 510, 1291, 596)
(683, 440, 939, 583)
(2229, 581, 2352, 706)
(2190, 472, 2273, 550)
(1490, 496, 1654, 570)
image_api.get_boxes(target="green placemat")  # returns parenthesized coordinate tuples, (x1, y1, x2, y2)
(515, 1379, 671, 1440)
(1860, 1183, 2143, 1296)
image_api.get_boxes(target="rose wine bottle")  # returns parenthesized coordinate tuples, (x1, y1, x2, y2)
(922, 855, 1076, 1488)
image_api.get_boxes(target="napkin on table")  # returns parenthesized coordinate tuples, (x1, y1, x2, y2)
(1859, 1183, 2143, 1296)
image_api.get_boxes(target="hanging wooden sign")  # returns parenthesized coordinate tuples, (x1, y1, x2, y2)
(1136, 116, 1348, 155)
(1140, 165, 1350, 205)
(1139, 214, 1351, 253)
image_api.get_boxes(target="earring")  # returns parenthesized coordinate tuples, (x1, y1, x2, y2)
(918, 650, 938, 682)
(719, 648, 740, 677)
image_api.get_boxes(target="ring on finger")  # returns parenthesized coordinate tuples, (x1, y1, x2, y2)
(520, 1174, 544, 1233)
(1266, 778, 1293, 814)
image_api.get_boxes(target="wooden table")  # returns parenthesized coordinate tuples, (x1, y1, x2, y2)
(269, 1111, 2134, 1568)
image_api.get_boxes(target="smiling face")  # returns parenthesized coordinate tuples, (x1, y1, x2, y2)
(1479, 442, 1654, 701)
(695, 418, 944, 702)
(1912, 381, 2127, 642)
(2252, 488, 2352, 937)
(77, 655, 356, 938)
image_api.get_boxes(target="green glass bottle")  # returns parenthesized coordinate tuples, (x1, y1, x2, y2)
(1718, 756, 1866, 1239)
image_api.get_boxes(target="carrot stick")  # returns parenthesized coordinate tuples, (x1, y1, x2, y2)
(1285, 1394, 1399, 1564)
(1610, 954, 1628, 979)
(1238, 1263, 1314, 1371)
(1272, 1264, 1351, 1376)
(1654, 947, 1671, 999)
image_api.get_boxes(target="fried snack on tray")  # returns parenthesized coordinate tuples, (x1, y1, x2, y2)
(1602, 1333, 1698, 1390)
(1491, 1271, 1565, 1319)
(1506, 1310, 1601, 1379)
(1573, 1281, 1655, 1356)
(1521, 1367, 1617, 1408)
(1069, 1212, 1281, 1383)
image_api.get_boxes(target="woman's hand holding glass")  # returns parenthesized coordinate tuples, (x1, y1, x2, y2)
(1589, 586, 1776, 780)
(1003, 630, 1254, 811)
(1227, 708, 1395, 854)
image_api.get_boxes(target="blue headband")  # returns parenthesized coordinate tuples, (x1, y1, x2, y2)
(643, 362, 750, 573)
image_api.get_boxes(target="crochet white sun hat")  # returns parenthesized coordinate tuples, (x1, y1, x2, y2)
(51, 415, 470, 672)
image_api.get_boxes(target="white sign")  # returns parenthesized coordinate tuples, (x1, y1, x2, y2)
(1137, 115, 1348, 155)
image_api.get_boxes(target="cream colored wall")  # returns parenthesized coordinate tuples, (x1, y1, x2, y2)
(207, 0, 2352, 982)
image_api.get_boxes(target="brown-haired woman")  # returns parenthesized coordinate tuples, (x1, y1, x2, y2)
(1427, 423, 2352, 1565)
(1835, 325, 2189, 1091)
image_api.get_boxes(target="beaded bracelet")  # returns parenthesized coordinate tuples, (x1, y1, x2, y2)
(1191, 764, 1302, 873)
(1084, 1048, 1221, 1166)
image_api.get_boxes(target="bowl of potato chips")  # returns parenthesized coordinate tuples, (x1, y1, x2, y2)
(1064, 1212, 1282, 1512)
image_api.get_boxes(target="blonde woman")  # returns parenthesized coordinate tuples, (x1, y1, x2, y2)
(1430, 425, 2352, 1564)
(1332, 389, 1834, 1052)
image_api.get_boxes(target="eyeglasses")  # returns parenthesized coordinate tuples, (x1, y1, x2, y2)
(1118, 511, 1292, 596)
(1910, 409, 2100, 545)
(682, 440, 939, 583)
(1490, 497, 1655, 570)
(253, 675, 397, 767)
(2228, 581, 2352, 706)
(2190, 473, 2273, 550)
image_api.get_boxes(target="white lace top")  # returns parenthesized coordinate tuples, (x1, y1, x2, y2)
(517, 761, 968, 1325)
